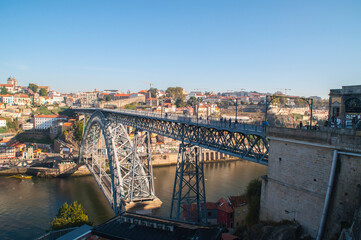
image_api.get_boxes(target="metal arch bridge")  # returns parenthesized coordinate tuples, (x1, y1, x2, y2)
(76, 108, 269, 223)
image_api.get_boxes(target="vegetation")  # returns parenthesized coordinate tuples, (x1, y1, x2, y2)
(175, 98, 185, 108)
(166, 87, 186, 107)
(28, 83, 38, 93)
(39, 88, 48, 96)
(75, 121, 84, 141)
(245, 178, 262, 227)
(187, 96, 197, 106)
(0, 118, 20, 133)
(37, 106, 53, 115)
(0, 86, 9, 95)
(105, 95, 112, 101)
(148, 88, 158, 98)
(51, 201, 92, 230)
(124, 102, 137, 110)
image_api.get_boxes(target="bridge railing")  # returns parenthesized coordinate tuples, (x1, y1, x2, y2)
(100, 108, 265, 134)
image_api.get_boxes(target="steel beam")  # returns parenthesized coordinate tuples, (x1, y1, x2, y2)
(170, 143, 207, 225)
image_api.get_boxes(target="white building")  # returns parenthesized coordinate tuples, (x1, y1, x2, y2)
(34, 115, 68, 130)
(0, 95, 14, 106)
(0, 118, 6, 127)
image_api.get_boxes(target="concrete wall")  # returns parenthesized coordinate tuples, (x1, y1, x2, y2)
(260, 128, 361, 238)
(96, 96, 145, 108)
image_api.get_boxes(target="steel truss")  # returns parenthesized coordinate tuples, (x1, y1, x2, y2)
(170, 143, 207, 225)
(79, 111, 155, 214)
(76, 110, 269, 165)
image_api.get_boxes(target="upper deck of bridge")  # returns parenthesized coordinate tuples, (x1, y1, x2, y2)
(75, 107, 265, 137)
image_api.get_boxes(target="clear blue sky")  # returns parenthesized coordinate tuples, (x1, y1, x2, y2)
(0, 1, 360, 98)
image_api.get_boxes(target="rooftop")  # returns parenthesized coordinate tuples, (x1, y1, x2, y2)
(91, 212, 221, 240)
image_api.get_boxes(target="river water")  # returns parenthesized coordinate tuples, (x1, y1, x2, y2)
(0, 160, 267, 240)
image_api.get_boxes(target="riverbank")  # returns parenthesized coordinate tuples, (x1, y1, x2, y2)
(0, 153, 245, 178)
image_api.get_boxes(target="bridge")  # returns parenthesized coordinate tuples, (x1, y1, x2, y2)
(76, 108, 269, 224)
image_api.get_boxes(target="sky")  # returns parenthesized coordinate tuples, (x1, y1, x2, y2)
(0, 1, 360, 98)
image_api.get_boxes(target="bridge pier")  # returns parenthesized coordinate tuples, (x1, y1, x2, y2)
(170, 143, 208, 225)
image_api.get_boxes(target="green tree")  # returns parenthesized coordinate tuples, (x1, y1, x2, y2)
(28, 83, 38, 93)
(175, 98, 185, 108)
(245, 179, 262, 227)
(166, 87, 185, 101)
(51, 201, 92, 230)
(148, 88, 158, 98)
(0, 86, 9, 95)
(39, 88, 48, 96)
(105, 95, 112, 101)
(75, 121, 84, 141)
(186, 96, 197, 106)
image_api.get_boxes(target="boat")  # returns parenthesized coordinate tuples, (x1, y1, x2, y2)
(7, 174, 32, 179)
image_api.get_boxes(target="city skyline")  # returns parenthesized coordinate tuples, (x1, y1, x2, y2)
(0, 1, 360, 98)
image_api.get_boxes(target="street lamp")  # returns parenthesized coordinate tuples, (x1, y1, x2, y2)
(235, 98, 238, 124)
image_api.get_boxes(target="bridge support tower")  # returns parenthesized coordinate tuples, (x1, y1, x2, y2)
(170, 143, 208, 225)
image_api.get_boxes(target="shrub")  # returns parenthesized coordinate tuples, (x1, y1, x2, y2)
(51, 201, 92, 230)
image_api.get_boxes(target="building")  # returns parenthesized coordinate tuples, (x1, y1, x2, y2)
(329, 85, 361, 128)
(114, 93, 130, 99)
(229, 195, 248, 228)
(7, 77, 18, 87)
(13, 94, 31, 106)
(216, 197, 234, 228)
(34, 115, 68, 130)
(92, 212, 222, 240)
(22, 122, 34, 131)
(80, 91, 98, 107)
(0, 84, 15, 93)
(0, 118, 6, 127)
(0, 95, 14, 106)
(146, 97, 159, 106)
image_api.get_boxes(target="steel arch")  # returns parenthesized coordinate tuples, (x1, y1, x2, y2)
(79, 111, 155, 214)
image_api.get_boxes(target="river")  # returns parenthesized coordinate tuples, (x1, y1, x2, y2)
(0, 160, 267, 240)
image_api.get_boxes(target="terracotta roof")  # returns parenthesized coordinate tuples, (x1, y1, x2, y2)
(0, 94, 13, 97)
(0, 84, 13, 87)
(62, 122, 73, 127)
(114, 94, 130, 97)
(229, 195, 247, 207)
(36, 115, 68, 118)
(217, 197, 233, 213)
(100, 93, 109, 95)
(139, 90, 147, 93)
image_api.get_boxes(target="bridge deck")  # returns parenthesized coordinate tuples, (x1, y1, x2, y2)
(76, 108, 269, 165)
(81, 108, 265, 136)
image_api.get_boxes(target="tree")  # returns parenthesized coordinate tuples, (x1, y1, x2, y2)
(0, 86, 9, 95)
(28, 83, 38, 93)
(186, 96, 197, 107)
(245, 179, 262, 227)
(39, 88, 48, 96)
(175, 98, 185, 108)
(148, 88, 158, 98)
(166, 87, 185, 101)
(75, 121, 84, 141)
(51, 201, 91, 230)
(105, 95, 112, 101)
